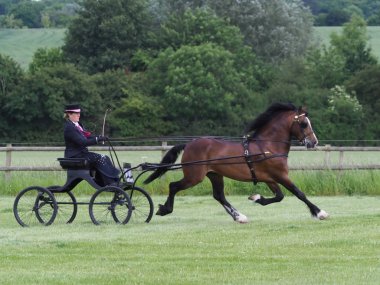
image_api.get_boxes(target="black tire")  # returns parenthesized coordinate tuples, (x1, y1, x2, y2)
(51, 190, 78, 224)
(123, 186, 154, 223)
(89, 186, 132, 225)
(13, 186, 57, 227)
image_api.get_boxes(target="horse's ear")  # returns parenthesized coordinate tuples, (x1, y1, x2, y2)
(298, 105, 307, 113)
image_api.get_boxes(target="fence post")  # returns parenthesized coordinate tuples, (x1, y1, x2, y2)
(324, 144, 331, 168)
(339, 150, 344, 170)
(161, 141, 167, 159)
(5, 143, 12, 181)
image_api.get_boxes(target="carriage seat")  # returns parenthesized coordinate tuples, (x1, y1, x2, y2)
(57, 158, 90, 169)
(55, 158, 102, 192)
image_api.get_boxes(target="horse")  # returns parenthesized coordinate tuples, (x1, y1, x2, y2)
(144, 102, 329, 223)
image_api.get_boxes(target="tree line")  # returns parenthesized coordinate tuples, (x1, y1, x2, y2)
(2, 0, 380, 28)
(0, 0, 379, 145)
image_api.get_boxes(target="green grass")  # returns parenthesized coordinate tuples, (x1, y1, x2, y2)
(0, 196, 379, 284)
(0, 28, 65, 69)
(1, 150, 379, 196)
(313, 26, 380, 60)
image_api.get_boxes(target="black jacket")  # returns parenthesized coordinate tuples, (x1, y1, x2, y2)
(64, 120, 98, 158)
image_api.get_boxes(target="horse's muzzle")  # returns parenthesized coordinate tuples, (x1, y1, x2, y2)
(305, 138, 318, 149)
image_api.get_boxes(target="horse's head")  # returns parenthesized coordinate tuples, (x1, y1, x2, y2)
(291, 106, 318, 149)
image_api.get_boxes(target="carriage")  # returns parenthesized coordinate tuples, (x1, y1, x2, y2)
(13, 142, 154, 227)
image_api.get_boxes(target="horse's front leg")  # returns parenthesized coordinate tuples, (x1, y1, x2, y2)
(249, 182, 284, 205)
(280, 177, 329, 220)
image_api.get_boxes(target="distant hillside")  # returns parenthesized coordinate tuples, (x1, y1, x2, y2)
(313, 26, 380, 60)
(0, 29, 65, 69)
(0, 27, 379, 70)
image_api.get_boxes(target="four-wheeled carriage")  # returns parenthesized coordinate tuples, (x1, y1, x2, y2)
(13, 155, 154, 227)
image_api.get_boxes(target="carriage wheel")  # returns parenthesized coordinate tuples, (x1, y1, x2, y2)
(123, 186, 154, 223)
(13, 186, 57, 227)
(50, 190, 77, 224)
(89, 186, 132, 225)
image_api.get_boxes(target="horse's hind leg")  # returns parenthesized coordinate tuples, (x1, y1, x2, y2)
(249, 182, 284, 205)
(207, 172, 248, 223)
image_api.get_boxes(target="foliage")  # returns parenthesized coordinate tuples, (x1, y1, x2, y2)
(0, 53, 24, 138)
(146, 43, 262, 135)
(0, 2, 380, 143)
(29, 47, 65, 74)
(63, 0, 155, 74)
(0, 0, 77, 28)
(159, 8, 244, 52)
(346, 65, 380, 140)
(4, 64, 103, 141)
(304, 0, 380, 26)
(9, 0, 44, 28)
(305, 46, 346, 89)
(154, 0, 314, 63)
(0, 13, 23, 28)
(324, 85, 364, 140)
(106, 71, 170, 137)
(330, 15, 377, 74)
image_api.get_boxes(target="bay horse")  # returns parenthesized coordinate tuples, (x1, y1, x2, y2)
(144, 103, 329, 223)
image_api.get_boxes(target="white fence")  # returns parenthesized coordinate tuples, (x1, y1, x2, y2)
(1, 143, 380, 174)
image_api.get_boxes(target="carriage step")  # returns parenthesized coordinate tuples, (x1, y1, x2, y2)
(57, 158, 90, 169)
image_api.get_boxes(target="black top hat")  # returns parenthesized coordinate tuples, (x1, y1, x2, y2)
(65, 104, 81, 112)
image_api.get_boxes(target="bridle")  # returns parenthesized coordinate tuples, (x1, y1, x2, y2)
(293, 112, 316, 145)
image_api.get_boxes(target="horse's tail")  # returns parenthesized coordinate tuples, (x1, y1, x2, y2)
(144, 144, 186, 184)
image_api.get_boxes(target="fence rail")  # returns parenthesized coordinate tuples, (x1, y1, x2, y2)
(1, 144, 380, 173)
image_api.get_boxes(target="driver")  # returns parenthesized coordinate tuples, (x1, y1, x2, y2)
(63, 104, 120, 186)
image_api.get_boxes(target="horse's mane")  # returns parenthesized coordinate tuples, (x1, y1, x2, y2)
(244, 102, 297, 135)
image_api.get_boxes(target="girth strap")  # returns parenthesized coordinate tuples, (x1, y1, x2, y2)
(242, 136, 259, 185)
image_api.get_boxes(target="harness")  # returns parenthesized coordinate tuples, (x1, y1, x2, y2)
(242, 136, 289, 185)
(242, 136, 259, 185)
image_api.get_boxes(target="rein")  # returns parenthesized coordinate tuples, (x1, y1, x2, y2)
(142, 151, 288, 171)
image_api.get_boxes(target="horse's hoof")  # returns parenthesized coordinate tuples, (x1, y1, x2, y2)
(248, 194, 261, 202)
(317, 210, 329, 220)
(155, 204, 165, 216)
(235, 213, 248, 224)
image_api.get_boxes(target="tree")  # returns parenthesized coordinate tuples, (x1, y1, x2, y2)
(10, 0, 44, 28)
(153, 0, 314, 63)
(63, 0, 155, 74)
(324, 9, 350, 26)
(0, 54, 24, 138)
(0, 13, 23, 28)
(324, 85, 364, 143)
(146, 44, 260, 135)
(29, 47, 65, 74)
(106, 70, 170, 137)
(5, 64, 103, 141)
(346, 65, 380, 140)
(330, 15, 377, 74)
(305, 46, 346, 89)
(159, 8, 244, 53)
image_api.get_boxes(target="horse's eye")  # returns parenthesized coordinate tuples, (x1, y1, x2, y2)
(300, 122, 308, 129)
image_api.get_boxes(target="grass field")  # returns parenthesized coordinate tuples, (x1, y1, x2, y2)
(313, 26, 380, 60)
(0, 195, 379, 284)
(0, 27, 379, 70)
(0, 28, 65, 69)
